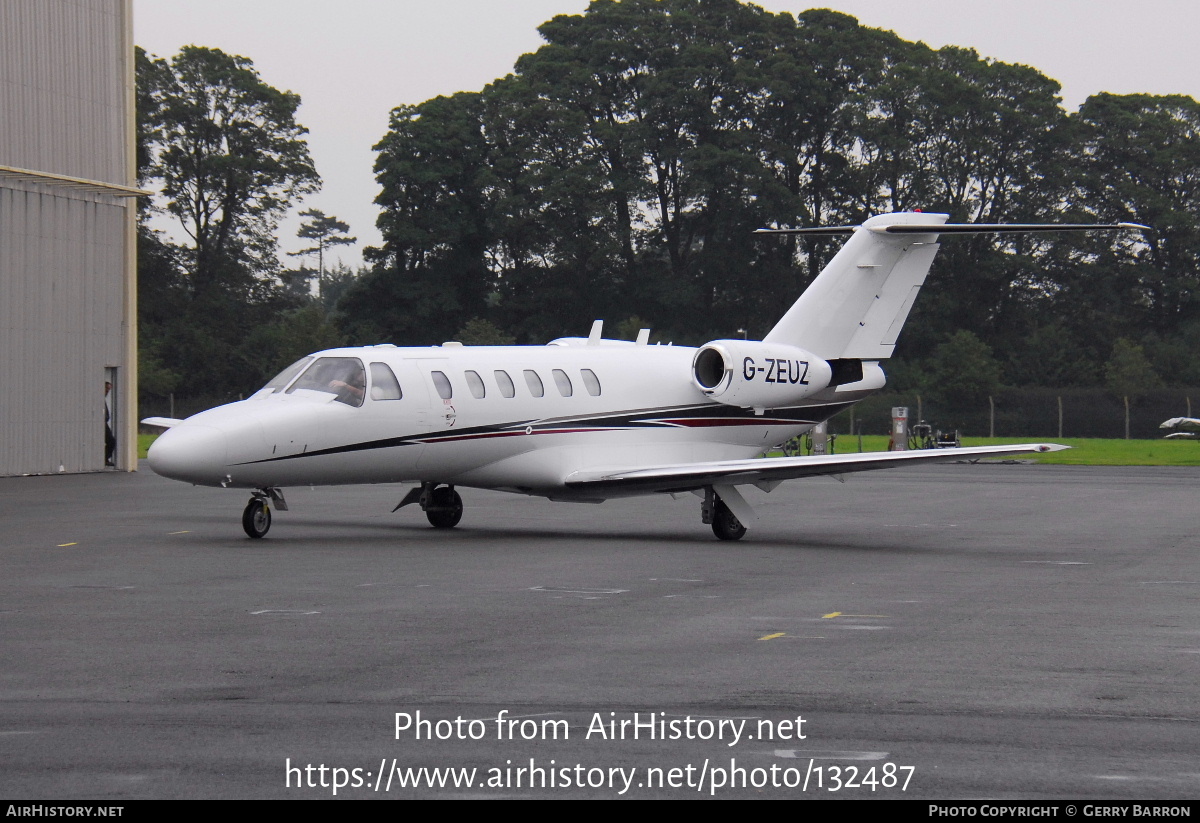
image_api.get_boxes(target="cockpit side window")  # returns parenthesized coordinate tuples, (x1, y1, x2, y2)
(369, 362, 402, 400)
(262, 356, 313, 393)
(286, 357, 367, 407)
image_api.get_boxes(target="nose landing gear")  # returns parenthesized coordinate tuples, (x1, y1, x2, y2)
(242, 497, 271, 539)
(242, 488, 288, 539)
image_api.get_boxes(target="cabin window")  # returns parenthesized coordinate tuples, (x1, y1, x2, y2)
(465, 370, 486, 399)
(494, 370, 515, 398)
(524, 369, 544, 397)
(286, 357, 366, 407)
(581, 368, 602, 396)
(369, 362, 402, 400)
(431, 370, 453, 399)
(263, 356, 312, 393)
(552, 369, 573, 397)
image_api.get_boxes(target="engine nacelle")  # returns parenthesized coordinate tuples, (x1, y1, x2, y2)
(692, 340, 833, 408)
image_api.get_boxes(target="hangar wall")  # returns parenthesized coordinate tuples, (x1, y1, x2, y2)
(0, 0, 138, 475)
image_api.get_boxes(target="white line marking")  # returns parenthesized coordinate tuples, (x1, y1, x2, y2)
(881, 524, 958, 528)
(467, 711, 565, 722)
(1021, 561, 1092, 565)
(250, 609, 320, 615)
(663, 713, 761, 720)
(530, 586, 628, 594)
(776, 750, 888, 760)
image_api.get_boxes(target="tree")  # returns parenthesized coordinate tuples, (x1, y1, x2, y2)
(137, 46, 322, 398)
(1105, 338, 1163, 439)
(454, 318, 516, 346)
(140, 46, 320, 297)
(289, 209, 356, 300)
(1072, 94, 1200, 333)
(924, 330, 1003, 414)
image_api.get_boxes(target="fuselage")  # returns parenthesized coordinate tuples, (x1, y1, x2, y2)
(147, 339, 883, 500)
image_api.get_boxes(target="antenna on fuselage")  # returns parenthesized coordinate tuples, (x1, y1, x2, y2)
(587, 319, 603, 346)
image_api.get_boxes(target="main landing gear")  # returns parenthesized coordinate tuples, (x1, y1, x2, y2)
(701, 486, 747, 541)
(394, 482, 464, 529)
(242, 488, 288, 539)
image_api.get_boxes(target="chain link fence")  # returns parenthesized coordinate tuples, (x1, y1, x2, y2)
(834, 388, 1200, 440)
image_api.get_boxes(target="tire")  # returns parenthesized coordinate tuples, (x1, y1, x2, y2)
(426, 487, 463, 529)
(711, 499, 746, 541)
(242, 498, 271, 539)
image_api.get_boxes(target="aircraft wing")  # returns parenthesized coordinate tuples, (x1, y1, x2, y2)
(1160, 417, 1200, 431)
(141, 416, 184, 428)
(563, 443, 1067, 496)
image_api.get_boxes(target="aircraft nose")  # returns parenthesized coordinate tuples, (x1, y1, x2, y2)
(147, 425, 229, 485)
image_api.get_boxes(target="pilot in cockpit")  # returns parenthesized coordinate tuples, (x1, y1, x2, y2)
(328, 369, 365, 405)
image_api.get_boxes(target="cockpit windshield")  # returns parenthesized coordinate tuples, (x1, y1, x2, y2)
(285, 357, 367, 407)
(262, 356, 313, 393)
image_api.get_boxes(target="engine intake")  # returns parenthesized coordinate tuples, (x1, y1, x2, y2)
(692, 340, 833, 408)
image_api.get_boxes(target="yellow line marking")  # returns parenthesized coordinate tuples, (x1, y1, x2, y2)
(822, 612, 841, 618)
(56, 543, 77, 547)
(758, 632, 786, 641)
(167, 531, 190, 535)
(822, 612, 890, 619)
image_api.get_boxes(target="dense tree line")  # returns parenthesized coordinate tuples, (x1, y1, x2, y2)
(137, 1, 1200, 421)
(351, 0, 1200, 393)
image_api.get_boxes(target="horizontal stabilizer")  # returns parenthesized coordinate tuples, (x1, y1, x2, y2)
(755, 222, 1150, 236)
(141, 417, 183, 428)
(565, 443, 1068, 496)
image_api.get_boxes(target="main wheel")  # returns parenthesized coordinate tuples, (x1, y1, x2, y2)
(711, 499, 746, 541)
(242, 498, 271, 539)
(426, 487, 463, 529)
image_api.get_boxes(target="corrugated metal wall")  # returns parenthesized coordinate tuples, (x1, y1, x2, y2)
(0, 0, 126, 182)
(0, 0, 136, 475)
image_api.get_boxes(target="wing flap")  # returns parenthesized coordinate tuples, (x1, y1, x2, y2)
(564, 444, 1067, 495)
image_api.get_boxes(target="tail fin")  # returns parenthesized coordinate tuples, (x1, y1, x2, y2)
(762, 212, 946, 360)
(760, 212, 1148, 360)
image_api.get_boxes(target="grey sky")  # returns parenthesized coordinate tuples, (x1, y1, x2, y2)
(134, 0, 1200, 269)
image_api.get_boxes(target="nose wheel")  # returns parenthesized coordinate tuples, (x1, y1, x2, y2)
(242, 497, 271, 539)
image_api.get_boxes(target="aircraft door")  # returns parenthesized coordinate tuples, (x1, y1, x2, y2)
(389, 359, 434, 432)
(410, 358, 456, 430)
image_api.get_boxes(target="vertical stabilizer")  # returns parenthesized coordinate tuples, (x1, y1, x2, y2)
(763, 212, 948, 360)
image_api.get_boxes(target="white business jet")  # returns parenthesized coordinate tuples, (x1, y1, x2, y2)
(144, 212, 1144, 540)
(1160, 417, 1200, 438)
